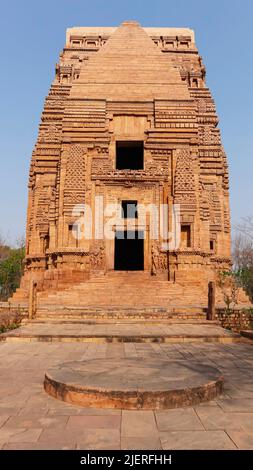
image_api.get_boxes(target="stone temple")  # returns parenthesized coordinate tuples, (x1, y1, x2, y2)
(12, 21, 240, 317)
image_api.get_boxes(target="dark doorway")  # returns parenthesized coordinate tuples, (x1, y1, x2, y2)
(116, 141, 144, 170)
(121, 200, 138, 219)
(114, 231, 144, 271)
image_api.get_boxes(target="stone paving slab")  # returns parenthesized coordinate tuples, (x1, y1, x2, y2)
(159, 430, 236, 450)
(156, 409, 204, 431)
(227, 430, 253, 450)
(0, 340, 253, 449)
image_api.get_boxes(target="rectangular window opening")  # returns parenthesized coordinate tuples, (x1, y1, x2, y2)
(121, 200, 138, 219)
(44, 235, 50, 252)
(68, 224, 78, 247)
(116, 141, 144, 170)
(181, 225, 191, 248)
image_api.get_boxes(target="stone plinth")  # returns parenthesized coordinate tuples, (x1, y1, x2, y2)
(44, 358, 223, 410)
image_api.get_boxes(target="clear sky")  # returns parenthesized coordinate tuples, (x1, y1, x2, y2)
(0, 0, 252, 244)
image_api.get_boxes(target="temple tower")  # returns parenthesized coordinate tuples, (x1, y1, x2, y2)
(13, 21, 232, 309)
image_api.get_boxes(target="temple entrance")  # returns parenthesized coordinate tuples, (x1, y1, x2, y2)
(114, 231, 144, 271)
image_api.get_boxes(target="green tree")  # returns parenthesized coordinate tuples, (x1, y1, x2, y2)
(0, 239, 25, 300)
(0, 234, 11, 262)
(233, 217, 253, 301)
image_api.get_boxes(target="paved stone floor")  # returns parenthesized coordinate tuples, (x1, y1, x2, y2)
(0, 340, 253, 449)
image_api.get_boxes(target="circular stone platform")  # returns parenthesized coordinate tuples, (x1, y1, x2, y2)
(44, 358, 224, 410)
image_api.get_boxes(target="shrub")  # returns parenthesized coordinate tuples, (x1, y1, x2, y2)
(0, 246, 25, 300)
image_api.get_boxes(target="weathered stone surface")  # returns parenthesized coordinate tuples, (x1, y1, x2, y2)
(44, 357, 223, 409)
(156, 408, 205, 431)
(0, 341, 253, 449)
(241, 330, 253, 340)
(1, 321, 240, 343)
(121, 436, 162, 450)
(159, 430, 236, 450)
(9, 20, 247, 315)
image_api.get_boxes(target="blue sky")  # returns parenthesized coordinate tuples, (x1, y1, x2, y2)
(0, 0, 252, 244)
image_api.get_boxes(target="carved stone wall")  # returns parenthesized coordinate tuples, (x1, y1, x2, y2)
(64, 145, 86, 212)
(174, 148, 197, 211)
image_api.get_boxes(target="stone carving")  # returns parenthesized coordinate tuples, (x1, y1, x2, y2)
(64, 145, 86, 208)
(90, 244, 105, 269)
(151, 244, 167, 275)
(91, 157, 112, 176)
(151, 244, 159, 276)
(36, 189, 48, 225)
(146, 158, 169, 176)
(36, 148, 60, 156)
(200, 181, 222, 231)
(199, 126, 220, 145)
(45, 99, 65, 108)
(174, 148, 196, 208)
(91, 154, 169, 180)
(197, 98, 207, 114)
(39, 124, 61, 143)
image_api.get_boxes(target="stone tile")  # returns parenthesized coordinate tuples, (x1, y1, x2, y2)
(196, 400, 219, 407)
(77, 408, 121, 416)
(0, 405, 21, 416)
(38, 427, 76, 444)
(225, 389, 253, 399)
(155, 409, 204, 431)
(3, 442, 75, 450)
(0, 416, 9, 429)
(122, 411, 157, 437)
(4, 415, 68, 429)
(77, 429, 120, 450)
(47, 405, 120, 416)
(218, 398, 253, 413)
(160, 430, 236, 450)
(230, 413, 253, 432)
(196, 406, 244, 430)
(10, 428, 43, 443)
(121, 436, 162, 450)
(67, 415, 121, 429)
(227, 430, 253, 450)
(0, 428, 26, 442)
(0, 427, 42, 443)
(18, 405, 49, 416)
(47, 403, 84, 416)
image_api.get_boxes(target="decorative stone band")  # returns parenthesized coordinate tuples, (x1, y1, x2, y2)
(46, 249, 90, 256)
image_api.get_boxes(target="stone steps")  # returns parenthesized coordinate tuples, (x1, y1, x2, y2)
(34, 305, 207, 322)
(10, 287, 28, 301)
(34, 272, 209, 320)
(37, 274, 206, 311)
(24, 318, 215, 325)
(1, 321, 241, 345)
